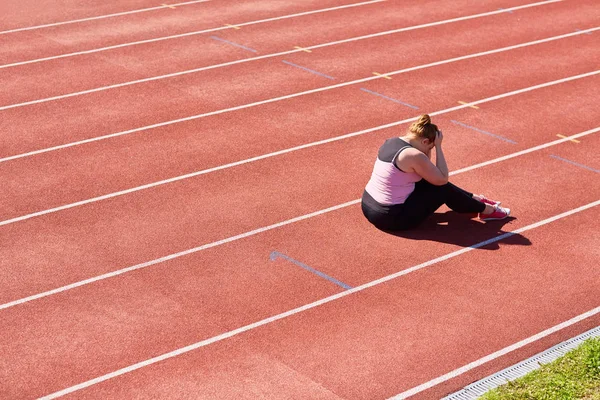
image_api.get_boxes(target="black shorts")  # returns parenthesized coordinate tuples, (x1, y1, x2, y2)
(361, 181, 485, 231)
(361, 190, 410, 231)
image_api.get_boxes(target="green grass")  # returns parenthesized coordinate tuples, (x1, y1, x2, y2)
(480, 337, 600, 400)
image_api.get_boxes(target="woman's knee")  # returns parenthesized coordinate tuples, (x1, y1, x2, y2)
(420, 180, 450, 195)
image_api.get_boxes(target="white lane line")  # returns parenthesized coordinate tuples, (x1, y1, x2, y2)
(0, 199, 360, 312)
(2, 125, 598, 310)
(442, 326, 600, 399)
(0, 0, 211, 35)
(444, 127, 600, 176)
(390, 305, 600, 399)
(1, 74, 598, 229)
(0, 0, 385, 69)
(0, 0, 565, 110)
(2, 29, 597, 165)
(38, 200, 600, 399)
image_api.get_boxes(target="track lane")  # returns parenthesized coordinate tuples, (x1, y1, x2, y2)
(272, 133, 600, 286)
(0, 0, 372, 60)
(1, 0, 570, 102)
(2, 2, 596, 109)
(1, 75, 598, 308)
(241, 208, 600, 400)
(1, 67, 598, 304)
(0, 0, 207, 32)
(54, 151, 600, 398)
(2, 0, 591, 152)
(416, 317, 600, 399)
(2, 3, 598, 397)
(0, 0, 385, 67)
(0, 0, 389, 73)
(43, 311, 600, 400)
(1, 144, 598, 398)
(1, 42, 598, 223)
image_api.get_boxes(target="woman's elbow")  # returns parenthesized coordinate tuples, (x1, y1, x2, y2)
(432, 176, 449, 186)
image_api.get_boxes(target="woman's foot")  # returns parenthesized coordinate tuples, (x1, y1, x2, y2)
(479, 205, 511, 221)
(473, 194, 501, 206)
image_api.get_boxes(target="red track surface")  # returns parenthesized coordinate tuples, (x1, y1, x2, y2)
(1, 0, 599, 398)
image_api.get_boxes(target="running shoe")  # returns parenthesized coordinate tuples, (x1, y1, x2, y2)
(479, 194, 501, 206)
(479, 205, 511, 221)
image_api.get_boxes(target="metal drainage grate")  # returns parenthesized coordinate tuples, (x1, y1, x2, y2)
(443, 325, 600, 399)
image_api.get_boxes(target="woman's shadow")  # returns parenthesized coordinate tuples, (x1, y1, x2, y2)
(389, 211, 531, 250)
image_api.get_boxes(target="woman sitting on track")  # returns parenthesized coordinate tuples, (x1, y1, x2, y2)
(361, 114, 510, 231)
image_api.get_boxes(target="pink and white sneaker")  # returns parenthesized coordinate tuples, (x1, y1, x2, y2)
(479, 205, 511, 221)
(478, 194, 501, 206)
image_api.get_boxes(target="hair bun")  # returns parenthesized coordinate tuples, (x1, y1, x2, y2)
(409, 114, 431, 135)
(415, 114, 431, 127)
(407, 114, 437, 141)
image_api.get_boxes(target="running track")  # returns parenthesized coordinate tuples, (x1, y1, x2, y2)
(1, 0, 599, 398)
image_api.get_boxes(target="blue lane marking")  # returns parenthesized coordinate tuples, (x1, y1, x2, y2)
(360, 88, 419, 109)
(270, 251, 352, 290)
(281, 60, 335, 80)
(575, 29, 593, 35)
(550, 155, 600, 174)
(209, 36, 257, 53)
(451, 120, 517, 144)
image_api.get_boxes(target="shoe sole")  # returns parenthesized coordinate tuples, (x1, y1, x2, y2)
(480, 208, 511, 221)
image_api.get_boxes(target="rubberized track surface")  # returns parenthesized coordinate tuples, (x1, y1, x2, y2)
(1, 0, 599, 398)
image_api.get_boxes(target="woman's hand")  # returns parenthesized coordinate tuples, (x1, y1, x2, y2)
(435, 130, 444, 147)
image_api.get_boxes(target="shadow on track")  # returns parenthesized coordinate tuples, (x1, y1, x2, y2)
(389, 211, 531, 250)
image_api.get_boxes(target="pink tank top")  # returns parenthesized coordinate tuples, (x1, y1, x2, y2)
(364, 138, 422, 205)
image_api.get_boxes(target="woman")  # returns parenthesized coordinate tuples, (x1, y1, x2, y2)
(362, 114, 510, 231)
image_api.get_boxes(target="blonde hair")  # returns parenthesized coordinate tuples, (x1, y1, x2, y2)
(408, 114, 438, 143)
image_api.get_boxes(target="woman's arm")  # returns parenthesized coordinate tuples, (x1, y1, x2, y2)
(397, 131, 449, 185)
(434, 130, 449, 179)
(399, 148, 448, 185)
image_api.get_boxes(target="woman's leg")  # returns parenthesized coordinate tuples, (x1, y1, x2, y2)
(396, 180, 485, 229)
(443, 182, 486, 213)
(445, 184, 510, 220)
(362, 182, 494, 231)
(393, 180, 448, 229)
